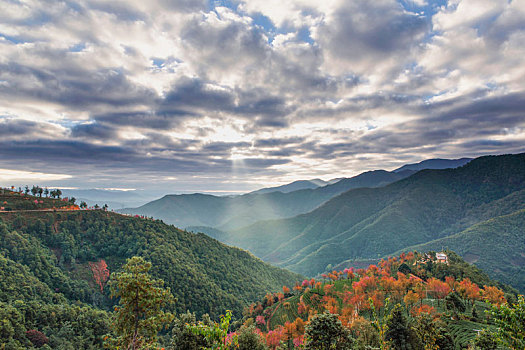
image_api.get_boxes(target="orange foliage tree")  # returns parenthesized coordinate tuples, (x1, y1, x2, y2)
(483, 285, 506, 306)
(427, 278, 451, 305)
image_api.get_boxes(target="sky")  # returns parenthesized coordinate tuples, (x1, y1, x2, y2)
(0, 0, 524, 194)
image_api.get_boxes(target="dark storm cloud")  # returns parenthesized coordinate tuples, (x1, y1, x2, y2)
(162, 77, 292, 124)
(0, 138, 290, 178)
(158, 0, 208, 13)
(93, 109, 198, 130)
(235, 92, 293, 127)
(0, 119, 39, 136)
(299, 91, 421, 120)
(70, 122, 116, 140)
(355, 92, 525, 152)
(0, 63, 157, 109)
(241, 157, 290, 168)
(86, 2, 147, 21)
(428, 92, 525, 126)
(0, 118, 64, 140)
(202, 141, 252, 153)
(163, 78, 235, 110)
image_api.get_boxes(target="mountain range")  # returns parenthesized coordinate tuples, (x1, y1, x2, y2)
(216, 153, 525, 292)
(119, 158, 471, 230)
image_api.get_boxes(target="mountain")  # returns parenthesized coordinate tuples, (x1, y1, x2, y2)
(0, 192, 302, 320)
(223, 153, 525, 292)
(250, 179, 328, 195)
(393, 157, 472, 173)
(120, 169, 415, 230)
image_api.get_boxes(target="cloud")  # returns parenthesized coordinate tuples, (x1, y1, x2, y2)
(70, 122, 117, 140)
(0, 168, 72, 182)
(0, 0, 524, 191)
(314, 0, 428, 76)
(0, 118, 66, 140)
(0, 62, 158, 110)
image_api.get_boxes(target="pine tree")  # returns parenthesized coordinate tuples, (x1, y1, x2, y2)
(384, 304, 420, 350)
(106, 256, 175, 350)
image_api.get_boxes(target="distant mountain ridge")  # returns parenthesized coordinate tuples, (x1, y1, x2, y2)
(119, 169, 416, 230)
(249, 179, 327, 195)
(393, 157, 472, 173)
(250, 177, 344, 195)
(118, 157, 474, 234)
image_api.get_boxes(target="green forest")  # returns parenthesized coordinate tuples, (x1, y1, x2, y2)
(0, 190, 301, 348)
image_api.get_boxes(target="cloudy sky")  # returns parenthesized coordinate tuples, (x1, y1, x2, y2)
(1, 0, 524, 193)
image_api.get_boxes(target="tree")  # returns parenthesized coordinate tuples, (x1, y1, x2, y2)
(483, 285, 506, 306)
(410, 314, 440, 350)
(427, 278, 451, 306)
(384, 304, 420, 350)
(170, 311, 211, 350)
(26, 329, 49, 347)
(490, 295, 525, 349)
(69, 197, 76, 204)
(445, 292, 465, 315)
(403, 291, 420, 314)
(237, 326, 268, 350)
(31, 186, 38, 196)
(38, 187, 43, 197)
(89, 259, 110, 292)
(187, 310, 235, 349)
(471, 330, 498, 350)
(106, 256, 175, 350)
(304, 312, 354, 350)
(398, 263, 411, 276)
(44, 188, 49, 197)
(80, 201, 87, 209)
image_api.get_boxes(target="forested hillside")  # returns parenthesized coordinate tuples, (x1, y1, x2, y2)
(182, 251, 519, 350)
(222, 153, 525, 292)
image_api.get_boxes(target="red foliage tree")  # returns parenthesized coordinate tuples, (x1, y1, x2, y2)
(89, 259, 110, 292)
(26, 330, 49, 347)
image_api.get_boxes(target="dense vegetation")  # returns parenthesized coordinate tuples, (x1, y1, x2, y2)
(0, 203, 521, 349)
(233, 251, 517, 349)
(219, 153, 525, 292)
(0, 190, 301, 348)
(120, 170, 414, 230)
